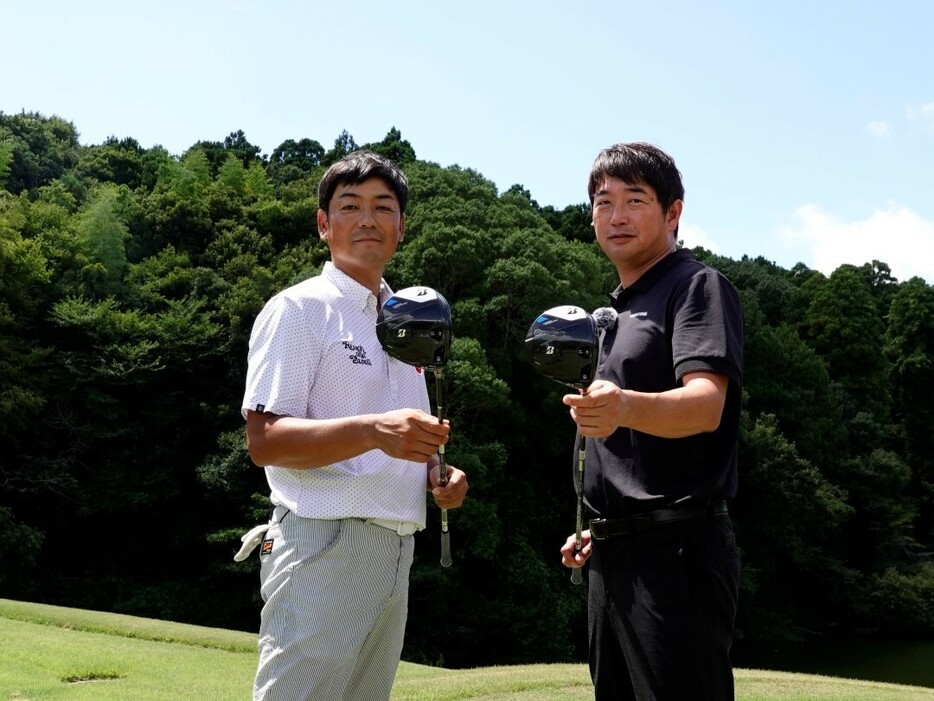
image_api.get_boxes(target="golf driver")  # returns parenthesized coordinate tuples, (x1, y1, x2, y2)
(526, 305, 617, 584)
(376, 286, 454, 567)
(526, 305, 597, 584)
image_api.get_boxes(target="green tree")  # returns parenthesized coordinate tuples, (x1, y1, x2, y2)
(2, 114, 932, 657)
(76, 185, 130, 297)
(268, 138, 325, 186)
(174, 149, 212, 200)
(76, 136, 144, 189)
(733, 413, 853, 638)
(541, 202, 593, 244)
(741, 295, 845, 467)
(322, 130, 358, 166)
(245, 161, 274, 201)
(224, 129, 263, 167)
(803, 265, 891, 423)
(0, 111, 80, 193)
(0, 139, 14, 189)
(216, 154, 247, 197)
(366, 126, 417, 165)
(190, 130, 263, 175)
(885, 277, 934, 544)
(0, 195, 51, 441)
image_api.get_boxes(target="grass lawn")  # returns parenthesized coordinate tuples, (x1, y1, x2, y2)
(2, 598, 933, 700)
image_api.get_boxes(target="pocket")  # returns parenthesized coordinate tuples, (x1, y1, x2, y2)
(292, 518, 345, 570)
(259, 518, 344, 604)
(717, 517, 739, 558)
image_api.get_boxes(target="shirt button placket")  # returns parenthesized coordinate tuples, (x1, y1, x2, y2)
(374, 295, 401, 400)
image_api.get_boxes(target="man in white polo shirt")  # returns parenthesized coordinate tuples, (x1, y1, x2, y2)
(241, 150, 468, 701)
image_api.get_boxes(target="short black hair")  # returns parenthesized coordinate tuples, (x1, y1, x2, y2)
(317, 150, 409, 215)
(587, 142, 684, 213)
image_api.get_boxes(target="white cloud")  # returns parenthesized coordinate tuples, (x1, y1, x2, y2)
(905, 102, 934, 124)
(866, 121, 891, 139)
(779, 204, 934, 283)
(678, 222, 720, 254)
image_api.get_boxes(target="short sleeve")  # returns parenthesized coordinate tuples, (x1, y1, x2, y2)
(242, 293, 322, 420)
(672, 270, 744, 385)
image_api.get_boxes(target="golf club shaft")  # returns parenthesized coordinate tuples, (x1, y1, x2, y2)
(571, 434, 585, 585)
(434, 371, 453, 568)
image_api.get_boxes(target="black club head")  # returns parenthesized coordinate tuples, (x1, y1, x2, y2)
(525, 305, 598, 389)
(377, 286, 452, 370)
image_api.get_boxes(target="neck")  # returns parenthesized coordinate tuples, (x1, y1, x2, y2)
(618, 241, 677, 288)
(332, 261, 383, 296)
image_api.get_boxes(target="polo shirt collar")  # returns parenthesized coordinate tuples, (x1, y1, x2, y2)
(609, 248, 694, 306)
(321, 261, 392, 311)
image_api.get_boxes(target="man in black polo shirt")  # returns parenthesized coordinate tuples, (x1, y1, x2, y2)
(560, 142, 744, 700)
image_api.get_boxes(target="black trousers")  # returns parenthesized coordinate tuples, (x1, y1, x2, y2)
(588, 514, 740, 701)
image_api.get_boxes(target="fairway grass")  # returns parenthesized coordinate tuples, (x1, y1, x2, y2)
(2, 598, 933, 700)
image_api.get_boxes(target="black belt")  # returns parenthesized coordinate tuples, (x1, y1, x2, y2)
(589, 501, 728, 540)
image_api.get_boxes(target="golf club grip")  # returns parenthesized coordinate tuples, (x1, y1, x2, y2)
(572, 433, 586, 585)
(437, 443, 448, 487)
(434, 372, 448, 487)
(440, 515, 452, 567)
(433, 369, 452, 566)
(575, 436, 586, 537)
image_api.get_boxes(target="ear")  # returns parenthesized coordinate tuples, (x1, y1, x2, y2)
(316, 209, 329, 240)
(397, 213, 406, 242)
(666, 200, 683, 235)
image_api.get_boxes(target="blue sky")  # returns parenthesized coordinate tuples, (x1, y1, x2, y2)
(4, 0, 933, 283)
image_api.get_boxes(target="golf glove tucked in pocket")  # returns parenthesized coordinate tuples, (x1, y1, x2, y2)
(234, 523, 271, 562)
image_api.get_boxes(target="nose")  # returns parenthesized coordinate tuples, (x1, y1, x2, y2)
(606, 202, 630, 226)
(358, 205, 377, 228)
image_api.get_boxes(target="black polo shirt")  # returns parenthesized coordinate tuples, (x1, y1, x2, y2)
(583, 248, 744, 518)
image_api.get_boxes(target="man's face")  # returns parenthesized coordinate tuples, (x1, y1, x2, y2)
(591, 176, 681, 276)
(317, 177, 405, 284)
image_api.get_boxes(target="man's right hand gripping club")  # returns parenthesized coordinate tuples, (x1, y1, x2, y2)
(561, 529, 593, 572)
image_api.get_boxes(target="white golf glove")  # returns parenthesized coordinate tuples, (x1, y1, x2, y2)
(233, 523, 271, 562)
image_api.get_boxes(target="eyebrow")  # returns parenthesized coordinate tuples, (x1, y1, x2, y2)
(593, 185, 648, 198)
(594, 182, 648, 197)
(334, 191, 398, 204)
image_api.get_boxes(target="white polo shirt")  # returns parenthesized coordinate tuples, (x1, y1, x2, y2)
(242, 262, 431, 527)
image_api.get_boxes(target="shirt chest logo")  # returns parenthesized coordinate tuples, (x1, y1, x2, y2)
(342, 340, 373, 366)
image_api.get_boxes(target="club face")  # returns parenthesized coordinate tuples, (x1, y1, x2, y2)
(377, 286, 452, 370)
(525, 305, 598, 388)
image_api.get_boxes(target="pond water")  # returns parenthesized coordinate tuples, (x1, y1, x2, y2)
(731, 637, 934, 689)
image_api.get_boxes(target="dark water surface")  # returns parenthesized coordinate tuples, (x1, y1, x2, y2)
(732, 637, 934, 689)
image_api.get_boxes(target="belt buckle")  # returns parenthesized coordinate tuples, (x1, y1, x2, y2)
(369, 518, 417, 536)
(395, 521, 418, 536)
(589, 519, 609, 540)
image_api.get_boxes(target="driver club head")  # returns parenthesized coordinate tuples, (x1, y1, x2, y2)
(525, 305, 598, 389)
(377, 286, 452, 370)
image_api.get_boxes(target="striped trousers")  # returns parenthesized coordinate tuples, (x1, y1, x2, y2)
(253, 510, 415, 701)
